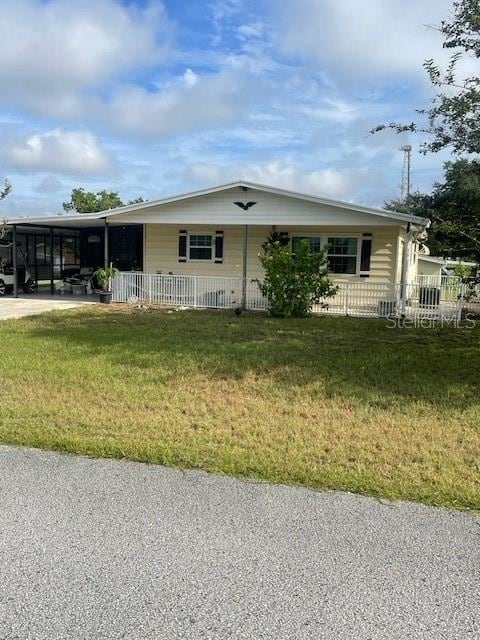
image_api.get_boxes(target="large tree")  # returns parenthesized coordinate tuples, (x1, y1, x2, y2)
(385, 159, 480, 261)
(373, 0, 480, 154)
(63, 188, 145, 213)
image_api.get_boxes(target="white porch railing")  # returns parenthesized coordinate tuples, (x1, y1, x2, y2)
(112, 272, 245, 309)
(112, 272, 477, 320)
(415, 275, 462, 286)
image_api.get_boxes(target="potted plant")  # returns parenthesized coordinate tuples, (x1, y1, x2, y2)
(93, 264, 119, 304)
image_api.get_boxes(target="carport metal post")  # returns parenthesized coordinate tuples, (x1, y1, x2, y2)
(104, 219, 109, 269)
(241, 224, 248, 310)
(12, 224, 17, 298)
(49, 227, 54, 295)
(400, 224, 412, 316)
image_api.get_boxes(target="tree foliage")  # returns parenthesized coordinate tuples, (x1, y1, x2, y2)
(0, 179, 12, 242)
(63, 188, 145, 213)
(385, 159, 480, 261)
(0, 179, 11, 201)
(257, 234, 337, 318)
(373, 0, 480, 154)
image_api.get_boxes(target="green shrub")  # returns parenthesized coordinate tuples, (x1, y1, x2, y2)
(257, 234, 338, 317)
(454, 262, 473, 278)
(94, 266, 119, 291)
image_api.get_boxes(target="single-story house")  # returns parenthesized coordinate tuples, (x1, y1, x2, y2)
(1, 181, 429, 300)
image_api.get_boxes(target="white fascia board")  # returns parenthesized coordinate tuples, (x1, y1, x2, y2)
(5, 213, 105, 227)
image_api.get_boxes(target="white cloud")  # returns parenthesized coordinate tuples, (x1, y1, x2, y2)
(6, 129, 113, 175)
(105, 70, 250, 136)
(0, 1, 256, 139)
(237, 22, 265, 39)
(0, 0, 453, 214)
(210, 0, 245, 42)
(249, 112, 286, 123)
(182, 69, 199, 88)
(186, 159, 359, 200)
(186, 163, 225, 186)
(227, 126, 308, 147)
(0, 0, 170, 117)
(34, 176, 64, 194)
(276, 0, 453, 80)
(301, 98, 360, 125)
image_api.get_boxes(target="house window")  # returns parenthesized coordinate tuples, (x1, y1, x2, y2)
(327, 237, 358, 274)
(291, 235, 322, 253)
(189, 234, 213, 261)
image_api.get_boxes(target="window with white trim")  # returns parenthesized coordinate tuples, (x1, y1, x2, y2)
(327, 237, 358, 274)
(188, 234, 213, 261)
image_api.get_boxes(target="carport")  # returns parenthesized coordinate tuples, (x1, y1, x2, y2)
(1, 215, 143, 297)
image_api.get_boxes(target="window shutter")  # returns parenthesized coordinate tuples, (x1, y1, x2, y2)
(279, 231, 289, 246)
(215, 230, 224, 263)
(360, 234, 372, 277)
(178, 230, 187, 262)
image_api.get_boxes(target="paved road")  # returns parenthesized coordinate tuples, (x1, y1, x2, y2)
(0, 296, 93, 320)
(0, 446, 478, 639)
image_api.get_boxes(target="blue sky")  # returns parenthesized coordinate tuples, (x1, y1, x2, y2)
(0, 0, 457, 216)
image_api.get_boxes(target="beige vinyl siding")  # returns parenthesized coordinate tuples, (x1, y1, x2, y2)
(145, 224, 244, 277)
(368, 227, 401, 283)
(244, 226, 399, 283)
(145, 224, 401, 283)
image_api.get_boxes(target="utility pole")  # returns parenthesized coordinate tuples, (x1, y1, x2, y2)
(400, 144, 412, 202)
(399, 144, 413, 316)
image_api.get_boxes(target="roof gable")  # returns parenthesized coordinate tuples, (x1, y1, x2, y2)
(97, 180, 428, 225)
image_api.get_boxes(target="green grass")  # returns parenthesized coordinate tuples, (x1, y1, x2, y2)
(0, 305, 479, 509)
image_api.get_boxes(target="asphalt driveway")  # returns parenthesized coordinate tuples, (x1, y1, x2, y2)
(0, 446, 478, 639)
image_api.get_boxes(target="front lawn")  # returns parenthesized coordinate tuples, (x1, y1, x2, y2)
(0, 306, 479, 509)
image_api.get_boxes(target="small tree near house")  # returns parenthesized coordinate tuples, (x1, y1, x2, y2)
(257, 233, 338, 318)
